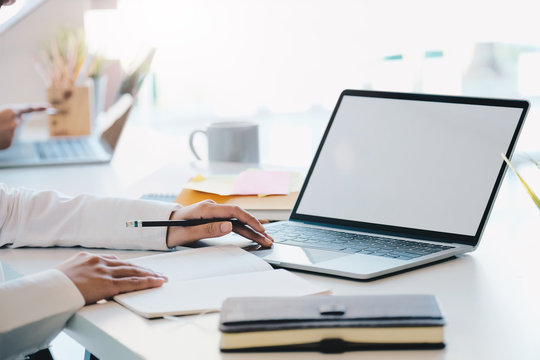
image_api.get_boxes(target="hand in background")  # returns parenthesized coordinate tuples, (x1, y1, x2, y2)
(56, 252, 168, 305)
(166, 200, 274, 248)
(0, 105, 48, 150)
(0, 109, 18, 150)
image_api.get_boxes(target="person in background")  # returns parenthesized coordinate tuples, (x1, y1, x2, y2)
(0, 1, 273, 359)
(0, 105, 48, 150)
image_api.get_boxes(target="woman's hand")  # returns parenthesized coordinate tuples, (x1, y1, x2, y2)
(166, 200, 274, 248)
(0, 105, 48, 149)
(0, 109, 18, 150)
(56, 252, 168, 305)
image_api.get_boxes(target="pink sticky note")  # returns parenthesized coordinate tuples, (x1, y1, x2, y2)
(232, 170, 291, 195)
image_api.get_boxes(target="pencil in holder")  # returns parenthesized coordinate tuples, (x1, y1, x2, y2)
(47, 86, 91, 137)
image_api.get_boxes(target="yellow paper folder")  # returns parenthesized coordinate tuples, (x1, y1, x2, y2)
(175, 189, 298, 221)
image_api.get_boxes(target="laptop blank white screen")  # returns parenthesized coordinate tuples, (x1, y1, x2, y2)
(296, 95, 523, 236)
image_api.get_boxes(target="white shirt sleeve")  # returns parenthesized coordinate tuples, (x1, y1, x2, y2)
(0, 184, 180, 250)
(0, 183, 183, 358)
(0, 269, 85, 360)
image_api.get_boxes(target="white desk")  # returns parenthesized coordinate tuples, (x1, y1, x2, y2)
(1, 114, 540, 359)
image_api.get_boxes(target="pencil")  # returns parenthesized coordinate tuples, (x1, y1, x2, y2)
(15, 107, 57, 117)
(126, 218, 245, 228)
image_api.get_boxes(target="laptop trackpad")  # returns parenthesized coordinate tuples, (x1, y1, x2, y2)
(254, 243, 403, 275)
(254, 244, 349, 265)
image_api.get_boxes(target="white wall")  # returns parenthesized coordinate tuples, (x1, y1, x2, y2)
(0, 0, 89, 104)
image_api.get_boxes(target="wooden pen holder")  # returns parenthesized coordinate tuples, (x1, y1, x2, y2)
(47, 86, 91, 137)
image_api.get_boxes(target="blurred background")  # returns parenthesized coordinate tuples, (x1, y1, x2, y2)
(3, 0, 540, 169)
(3, 0, 540, 117)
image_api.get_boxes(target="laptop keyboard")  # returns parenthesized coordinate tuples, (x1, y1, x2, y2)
(268, 222, 453, 261)
(34, 139, 96, 160)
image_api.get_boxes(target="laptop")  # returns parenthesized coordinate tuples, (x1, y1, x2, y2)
(0, 94, 133, 168)
(250, 90, 529, 280)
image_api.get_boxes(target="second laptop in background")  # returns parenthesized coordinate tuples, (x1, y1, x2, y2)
(0, 94, 133, 168)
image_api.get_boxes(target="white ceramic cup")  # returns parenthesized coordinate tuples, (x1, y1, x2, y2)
(189, 121, 259, 163)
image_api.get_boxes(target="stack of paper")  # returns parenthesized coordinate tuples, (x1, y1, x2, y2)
(176, 170, 304, 221)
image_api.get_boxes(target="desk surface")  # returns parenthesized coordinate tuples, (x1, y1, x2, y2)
(1, 113, 540, 359)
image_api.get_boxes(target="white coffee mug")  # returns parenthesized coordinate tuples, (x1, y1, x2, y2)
(189, 121, 259, 163)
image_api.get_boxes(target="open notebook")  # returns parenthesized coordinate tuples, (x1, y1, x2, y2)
(113, 246, 330, 318)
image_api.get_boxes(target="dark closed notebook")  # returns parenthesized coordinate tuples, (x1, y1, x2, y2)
(219, 294, 445, 353)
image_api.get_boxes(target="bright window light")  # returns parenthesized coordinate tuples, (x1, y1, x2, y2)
(83, 0, 540, 118)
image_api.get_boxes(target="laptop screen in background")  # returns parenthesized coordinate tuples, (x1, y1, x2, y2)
(295, 95, 524, 237)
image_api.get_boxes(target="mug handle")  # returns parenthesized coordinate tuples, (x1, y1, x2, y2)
(189, 129, 207, 161)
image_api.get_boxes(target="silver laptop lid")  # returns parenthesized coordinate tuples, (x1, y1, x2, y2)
(290, 90, 528, 247)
